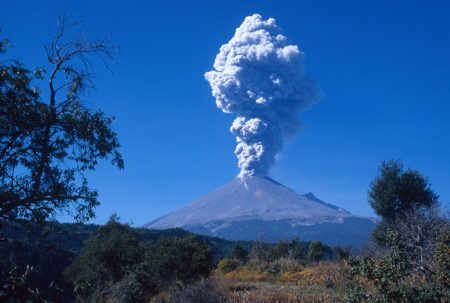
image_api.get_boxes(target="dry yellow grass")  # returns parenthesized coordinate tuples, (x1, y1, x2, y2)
(214, 262, 350, 302)
(281, 263, 348, 288)
(223, 267, 270, 282)
(217, 279, 345, 303)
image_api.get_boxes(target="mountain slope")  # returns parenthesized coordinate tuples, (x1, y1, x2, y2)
(145, 176, 376, 246)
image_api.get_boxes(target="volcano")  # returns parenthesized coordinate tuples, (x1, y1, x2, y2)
(145, 176, 376, 246)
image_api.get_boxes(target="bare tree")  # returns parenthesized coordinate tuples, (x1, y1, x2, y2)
(393, 207, 450, 279)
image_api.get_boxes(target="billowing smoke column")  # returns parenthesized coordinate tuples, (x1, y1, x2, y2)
(205, 14, 321, 179)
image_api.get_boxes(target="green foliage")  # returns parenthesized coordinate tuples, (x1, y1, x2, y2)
(308, 240, 324, 262)
(0, 21, 123, 224)
(152, 234, 213, 286)
(218, 257, 240, 273)
(64, 217, 156, 302)
(333, 245, 351, 262)
(0, 265, 56, 303)
(0, 223, 75, 301)
(435, 231, 450, 287)
(348, 161, 450, 302)
(268, 240, 291, 261)
(266, 238, 311, 262)
(369, 160, 438, 222)
(288, 238, 305, 260)
(249, 238, 309, 266)
(230, 243, 248, 262)
(249, 239, 271, 265)
(348, 231, 450, 302)
(64, 218, 214, 302)
(1, 220, 251, 301)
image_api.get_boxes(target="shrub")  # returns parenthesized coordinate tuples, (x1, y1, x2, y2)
(152, 234, 213, 286)
(308, 241, 324, 262)
(435, 231, 450, 288)
(64, 218, 156, 302)
(333, 246, 351, 262)
(267, 257, 303, 275)
(0, 265, 59, 303)
(347, 230, 450, 302)
(218, 258, 240, 274)
(168, 280, 227, 303)
(230, 244, 248, 262)
(65, 219, 214, 302)
(280, 263, 345, 288)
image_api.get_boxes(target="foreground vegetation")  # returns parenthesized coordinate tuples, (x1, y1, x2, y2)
(1, 202, 448, 303)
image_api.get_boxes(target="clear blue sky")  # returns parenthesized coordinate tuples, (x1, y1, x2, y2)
(1, 0, 449, 225)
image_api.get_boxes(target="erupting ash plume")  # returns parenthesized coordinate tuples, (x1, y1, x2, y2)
(205, 14, 321, 179)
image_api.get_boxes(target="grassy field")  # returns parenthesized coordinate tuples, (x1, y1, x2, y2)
(218, 280, 346, 303)
(216, 262, 349, 303)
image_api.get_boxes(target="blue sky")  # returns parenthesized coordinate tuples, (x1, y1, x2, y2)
(1, 0, 449, 225)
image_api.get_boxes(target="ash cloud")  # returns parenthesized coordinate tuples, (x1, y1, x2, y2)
(205, 14, 321, 179)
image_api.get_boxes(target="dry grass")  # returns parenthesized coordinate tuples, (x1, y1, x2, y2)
(223, 267, 271, 282)
(281, 263, 348, 288)
(214, 262, 350, 302)
(217, 279, 345, 303)
(149, 262, 351, 302)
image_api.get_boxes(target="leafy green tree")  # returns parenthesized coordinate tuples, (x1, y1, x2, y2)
(369, 160, 440, 246)
(230, 243, 248, 262)
(307, 240, 324, 262)
(268, 240, 290, 261)
(0, 17, 123, 224)
(369, 160, 438, 222)
(288, 238, 305, 260)
(64, 216, 157, 302)
(152, 234, 213, 286)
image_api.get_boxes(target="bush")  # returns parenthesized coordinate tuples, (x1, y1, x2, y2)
(347, 230, 450, 302)
(64, 218, 156, 302)
(266, 257, 303, 275)
(435, 231, 450, 288)
(218, 258, 240, 273)
(168, 280, 227, 303)
(152, 234, 213, 286)
(230, 244, 248, 262)
(0, 238, 74, 301)
(308, 241, 324, 262)
(0, 265, 59, 303)
(65, 218, 214, 302)
(333, 246, 351, 262)
(280, 263, 345, 288)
